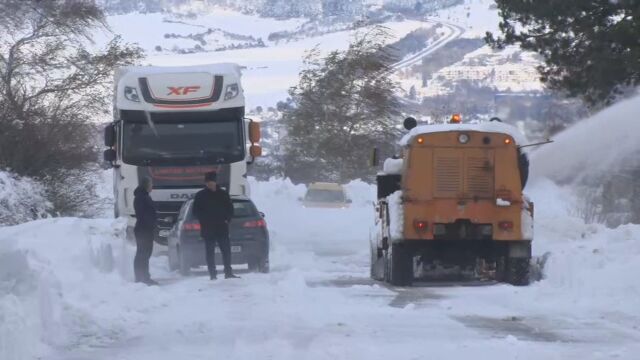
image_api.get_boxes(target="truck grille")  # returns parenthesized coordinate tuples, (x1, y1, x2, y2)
(434, 150, 494, 198)
(155, 201, 184, 230)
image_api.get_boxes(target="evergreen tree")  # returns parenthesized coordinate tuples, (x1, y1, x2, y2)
(282, 26, 400, 183)
(486, 0, 640, 106)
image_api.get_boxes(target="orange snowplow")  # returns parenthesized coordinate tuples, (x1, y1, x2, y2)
(370, 116, 533, 286)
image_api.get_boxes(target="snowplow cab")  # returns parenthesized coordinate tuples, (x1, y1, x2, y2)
(370, 117, 533, 286)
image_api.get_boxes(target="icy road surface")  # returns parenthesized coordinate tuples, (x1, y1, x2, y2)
(1, 179, 639, 360)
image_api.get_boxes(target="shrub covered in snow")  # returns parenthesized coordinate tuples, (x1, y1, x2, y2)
(0, 171, 50, 226)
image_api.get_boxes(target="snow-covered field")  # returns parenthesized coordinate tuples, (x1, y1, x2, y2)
(1, 175, 640, 360)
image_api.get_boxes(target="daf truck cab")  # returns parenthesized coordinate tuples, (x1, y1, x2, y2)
(103, 63, 261, 244)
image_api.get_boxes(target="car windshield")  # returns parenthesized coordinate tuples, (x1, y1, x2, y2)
(121, 109, 244, 166)
(232, 201, 258, 218)
(304, 189, 345, 203)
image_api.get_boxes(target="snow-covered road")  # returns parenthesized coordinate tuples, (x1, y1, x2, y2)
(2, 179, 639, 360)
(391, 19, 465, 71)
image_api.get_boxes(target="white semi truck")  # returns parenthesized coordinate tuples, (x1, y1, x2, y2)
(103, 63, 261, 243)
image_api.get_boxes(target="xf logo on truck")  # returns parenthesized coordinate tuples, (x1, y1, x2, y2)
(170, 193, 195, 200)
(167, 86, 201, 96)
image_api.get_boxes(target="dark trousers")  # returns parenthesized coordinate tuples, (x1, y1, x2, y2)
(204, 235, 232, 278)
(134, 228, 154, 282)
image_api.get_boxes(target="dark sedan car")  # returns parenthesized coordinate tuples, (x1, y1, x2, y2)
(167, 196, 269, 275)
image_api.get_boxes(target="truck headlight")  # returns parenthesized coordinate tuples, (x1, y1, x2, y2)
(124, 86, 140, 102)
(224, 83, 239, 100)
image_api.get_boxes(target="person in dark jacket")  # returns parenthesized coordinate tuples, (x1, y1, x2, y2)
(192, 172, 239, 280)
(133, 177, 158, 285)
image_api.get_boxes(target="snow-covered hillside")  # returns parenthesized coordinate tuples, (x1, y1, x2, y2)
(119, 16, 433, 107)
(98, 0, 543, 109)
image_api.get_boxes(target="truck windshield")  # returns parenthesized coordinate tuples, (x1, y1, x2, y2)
(121, 109, 244, 166)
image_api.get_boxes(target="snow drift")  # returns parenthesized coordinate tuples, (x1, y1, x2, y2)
(0, 171, 50, 226)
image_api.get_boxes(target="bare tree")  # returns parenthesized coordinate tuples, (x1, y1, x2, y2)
(282, 26, 401, 183)
(0, 0, 143, 215)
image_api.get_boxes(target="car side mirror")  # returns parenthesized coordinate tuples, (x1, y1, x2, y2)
(347, 199, 353, 204)
(259, 211, 265, 218)
(103, 149, 116, 164)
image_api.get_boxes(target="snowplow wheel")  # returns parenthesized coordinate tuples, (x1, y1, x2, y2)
(506, 258, 530, 286)
(388, 243, 413, 286)
(495, 256, 507, 283)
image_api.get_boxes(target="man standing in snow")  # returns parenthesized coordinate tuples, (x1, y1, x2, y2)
(192, 172, 239, 280)
(133, 177, 158, 285)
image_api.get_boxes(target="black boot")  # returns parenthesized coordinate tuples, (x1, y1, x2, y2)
(143, 278, 159, 286)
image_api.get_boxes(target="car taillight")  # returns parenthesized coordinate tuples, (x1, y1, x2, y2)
(183, 222, 201, 231)
(243, 219, 266, 228)
(414, 220, 428, 232)
(498, 221, 514, 231)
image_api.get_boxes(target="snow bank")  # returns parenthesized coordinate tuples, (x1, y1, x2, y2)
(0, 170, 50, 226)
(531, 94, 640, 183)
(526, 178, 640, 314)
(0, 218, 132, 360)
(400, 121, 528, 146)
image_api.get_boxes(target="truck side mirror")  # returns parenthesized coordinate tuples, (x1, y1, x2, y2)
(103, 149, 116, 163)
(248, 120, 261, 144)
(403, 117, 417, 130)
(104, 124, 116, 147)
(371, 147, 380, 167)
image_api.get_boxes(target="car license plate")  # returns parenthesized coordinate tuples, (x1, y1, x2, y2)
(159, 230, 170, 237)
(215, 246, 241, 253)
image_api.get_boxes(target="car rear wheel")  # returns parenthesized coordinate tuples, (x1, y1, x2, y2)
(168, 245, 179, 271)
(248, 257, 269, 273)
(178, 246, 191, 276)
